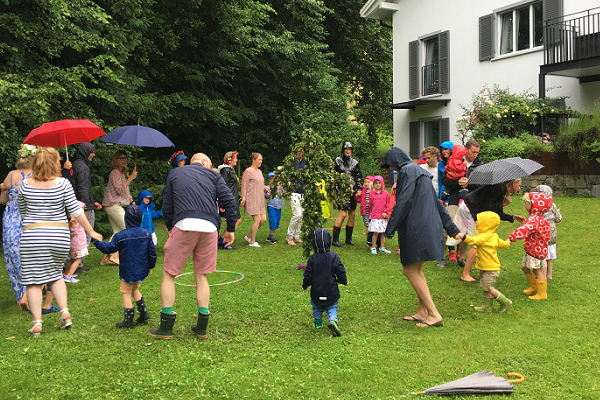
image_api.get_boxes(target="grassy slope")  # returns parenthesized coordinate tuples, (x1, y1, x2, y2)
(0, 197, 599, 399)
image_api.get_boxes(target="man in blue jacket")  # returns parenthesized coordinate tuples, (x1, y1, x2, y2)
(149, 153, 237, 340)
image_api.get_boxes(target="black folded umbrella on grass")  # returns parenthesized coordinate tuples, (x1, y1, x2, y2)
(412, 370, 525, 395)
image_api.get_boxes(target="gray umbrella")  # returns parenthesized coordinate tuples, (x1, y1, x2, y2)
(467, 157, 544, 185)
(412, 370, 524, 395)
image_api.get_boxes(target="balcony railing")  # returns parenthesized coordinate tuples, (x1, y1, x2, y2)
(422, 63, 439, 96)
(545, 7, 600, 65)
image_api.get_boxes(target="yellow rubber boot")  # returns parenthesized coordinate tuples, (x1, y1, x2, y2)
(528, 279, 548, 300)
(523, 273, 537, 295)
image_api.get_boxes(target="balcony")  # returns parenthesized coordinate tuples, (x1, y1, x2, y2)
(541, 7, 600, 81)
(422, 63, 439, 96)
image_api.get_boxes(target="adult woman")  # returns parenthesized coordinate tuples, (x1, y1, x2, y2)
(1, 145, 37, 310)
(102, 150, 137, 264)
(332, 142, 363, 247)
(460, 178, 526, 280)
(383, 148, 462, 328)
(18, 147, 101, 336)
(165, 150, 187, 183)
(218, 151, 241, 249)
(240, 152, 268, 247)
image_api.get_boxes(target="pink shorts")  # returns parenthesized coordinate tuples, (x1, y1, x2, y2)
(163, 227, 218, 276)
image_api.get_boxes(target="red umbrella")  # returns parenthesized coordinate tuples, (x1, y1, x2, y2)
(23, 119, 105, 160)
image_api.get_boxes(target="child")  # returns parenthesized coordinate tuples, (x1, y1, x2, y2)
(458, 211, 512, 312)
(302, 228, 348, 336)
(316, 180, 330, 219)
(94, 205, 156, 328)
(359, 176, 374, 245)
(137, 190, 163, 246)
(63, 201, 87, 283)
(508, 192, 553, 300)
(265, 172, 284, 243)
(440, 145, 468, 201)
(532, 185, 562, 280)
(368, 175, 391, 254)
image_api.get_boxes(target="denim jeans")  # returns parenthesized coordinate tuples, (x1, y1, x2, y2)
(311, 300, 338, 323)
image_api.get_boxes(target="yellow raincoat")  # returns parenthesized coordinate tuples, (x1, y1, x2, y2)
(463, 211, 511, 271)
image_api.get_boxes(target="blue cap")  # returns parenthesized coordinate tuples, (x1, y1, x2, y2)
(171, 153, 188, 166)
(268, 172, 275, 178)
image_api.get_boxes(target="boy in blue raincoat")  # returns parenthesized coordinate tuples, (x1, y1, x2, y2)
(137, 190, 163, 246)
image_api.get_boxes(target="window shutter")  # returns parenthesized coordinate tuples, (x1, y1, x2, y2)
(440, 118, 450, 142)
(543, 0, 563, 22)
(409, 40, 419, 99)
(438, 31, 449, 93)
(410, 121, 420, 158)
(479, 14, 495, 61)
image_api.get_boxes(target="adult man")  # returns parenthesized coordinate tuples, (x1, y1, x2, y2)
(149, 153, 237, 340)
(332, 142, 362, 247)
(420, 147, 441, 197)
(72, 142, 102, 273)
(441, 139, 482, 282)
(285, 151, 305, 245)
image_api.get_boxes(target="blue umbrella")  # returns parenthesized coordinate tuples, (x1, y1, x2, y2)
(102, 125, 174, 171)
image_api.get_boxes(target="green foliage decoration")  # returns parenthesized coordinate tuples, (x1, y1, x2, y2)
(272, 129, 351, 257)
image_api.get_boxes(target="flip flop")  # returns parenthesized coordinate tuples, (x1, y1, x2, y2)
(460, 278, 479, 283)
(402, 316, 421, 322)
(416, 321, 443, 328)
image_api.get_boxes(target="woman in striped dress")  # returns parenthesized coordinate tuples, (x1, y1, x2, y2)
(18, 147, 102, 337)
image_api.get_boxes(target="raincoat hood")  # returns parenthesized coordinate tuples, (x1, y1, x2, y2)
(439, 141, 454, 151)
(381, 147, 414, 170)
(171, 153, 187, 167)
(341, 141, 353, 161)
(75, 142, 95, 164)
(125, 204, 143, 229)
(476, 211, 501, 234)
(312, 228, 331, 254)
(373, 175, 385, 190)
(449, 145, 466, 162)
(533, 184, 553, 197)
(529, 192, 553, 216)
(137, 190, 155, 209)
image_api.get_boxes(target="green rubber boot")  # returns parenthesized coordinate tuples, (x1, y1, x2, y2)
(495, 293, 513, 313)
(474, 296, 494, 313)
(190, 312, 210, 340)
(149, 312, 177, 340)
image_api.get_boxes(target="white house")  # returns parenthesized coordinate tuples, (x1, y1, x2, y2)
(360, 0, 600, 157)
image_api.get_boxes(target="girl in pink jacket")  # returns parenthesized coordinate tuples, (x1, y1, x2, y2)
(63, 201, 88, 282)
(368, 176, 391, 254)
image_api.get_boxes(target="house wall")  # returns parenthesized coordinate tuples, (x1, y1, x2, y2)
(390, 0, 600, 150)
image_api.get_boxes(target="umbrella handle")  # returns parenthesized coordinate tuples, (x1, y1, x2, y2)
(507, 372, 525, 383)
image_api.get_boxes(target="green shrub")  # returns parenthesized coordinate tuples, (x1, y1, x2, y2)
(554, 104, 600, 164)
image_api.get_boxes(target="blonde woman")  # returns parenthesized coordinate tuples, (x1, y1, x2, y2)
(18, 147, 101, 336)
(102, 150, 137, 264)
(240, 152, 268, 247)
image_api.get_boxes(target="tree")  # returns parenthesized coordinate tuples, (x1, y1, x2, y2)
(272, 129, 352, 257)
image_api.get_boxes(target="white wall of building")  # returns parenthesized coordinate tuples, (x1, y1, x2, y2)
(388, 0, 600, 149)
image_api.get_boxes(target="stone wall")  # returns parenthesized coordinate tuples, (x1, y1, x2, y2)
(521, 174, 600, 197)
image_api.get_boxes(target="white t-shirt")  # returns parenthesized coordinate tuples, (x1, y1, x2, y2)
(420, 164, 439, 196)
(175, 218, 217, 232)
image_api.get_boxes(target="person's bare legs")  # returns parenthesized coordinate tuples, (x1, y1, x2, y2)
(346, 210, 356, 226)
(160, 270, 176, 308)
(371, 232, 379, 251)
(194, 274, 210, 308)
(461, 246, 478, 282)
(19, 291, 29, 311)
(402, 262, 443, 326)
(248, 214, 266, 243)
(545, 260, 553, 280)
(27, 285, 43, 323)
(334, 210, 347, 227)
(42, 289, 54, 310)
(64, 258, 82, 278)
(122, 292, 133, 308)
(48, 279, 70, 323)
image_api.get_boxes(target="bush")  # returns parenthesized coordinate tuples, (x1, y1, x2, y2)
(554, 104, 600, 164)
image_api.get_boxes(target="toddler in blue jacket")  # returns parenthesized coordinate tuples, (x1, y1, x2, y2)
(302, 228, 348, 337)
(95, 205, 157, 328)
(137, 190, 163, 245)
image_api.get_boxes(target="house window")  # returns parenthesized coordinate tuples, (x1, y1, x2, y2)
(499, 2, 544, 55)
(409, 31, 449, 99)
(423, 120, 440, 147)
(422, 37, 440, 95)
(409, 118, 450, 158)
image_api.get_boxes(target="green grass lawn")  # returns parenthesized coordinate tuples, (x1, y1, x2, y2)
(1, 197, 599, 399)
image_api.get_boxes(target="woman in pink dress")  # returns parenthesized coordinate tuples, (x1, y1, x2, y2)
(240, 153, 268, 247)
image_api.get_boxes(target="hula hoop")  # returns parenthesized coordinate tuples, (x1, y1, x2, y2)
(174, 270, 244, 287)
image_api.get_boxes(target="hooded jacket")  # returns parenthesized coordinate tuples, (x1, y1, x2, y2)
(532, 185, 562, 245)
(94, 205, 156, 283)
(383, 148, 460, 265)
(72, 142, 96, 210)
(445, 145, 466, 181)
(334, 142, 363, 194)
(137, 190, 163, 233)
(368, 175, 390, 219)
(302, 229, 347, 307)
(463, 211, 511, 271)
(508, 192, 553, 259)
(438, 141, 454, 200)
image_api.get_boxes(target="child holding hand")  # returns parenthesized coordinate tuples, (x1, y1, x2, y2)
(63, 201, 88, 283)
(458, 211, 512, 312)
